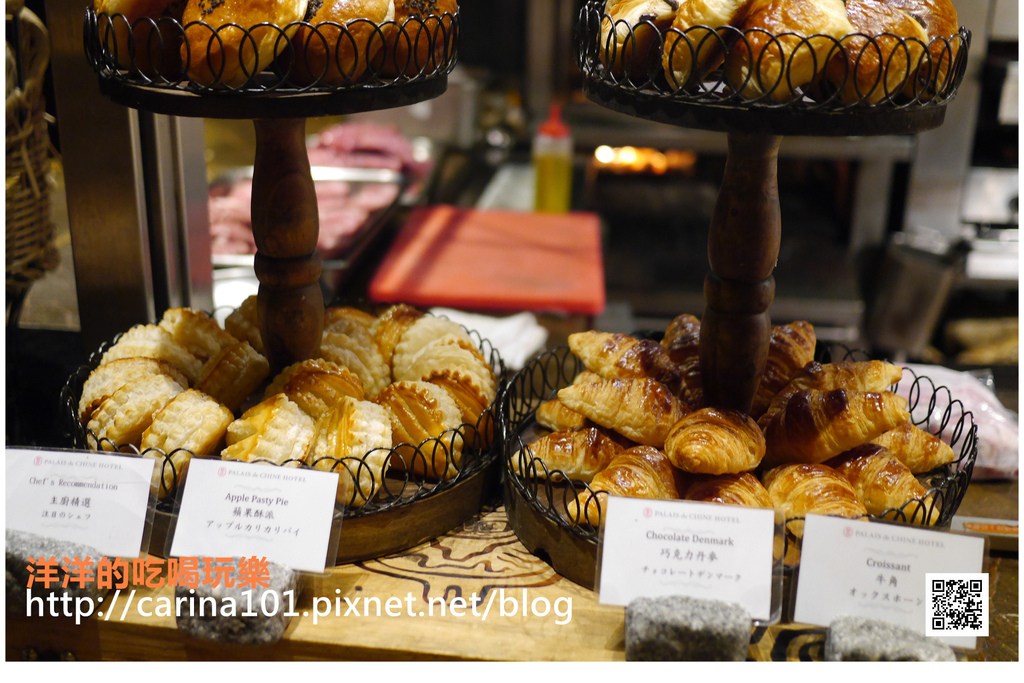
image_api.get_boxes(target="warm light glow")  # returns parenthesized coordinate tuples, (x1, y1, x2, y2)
(594, 145, 616, 164)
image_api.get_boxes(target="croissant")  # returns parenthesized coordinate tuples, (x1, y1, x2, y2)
(661, 313, 703, 407)
(600, 0, 680, 80)
(664, 406, 766, 474)
(826, 444, 937, 525)
(557, 377, 690, 448)
(567, 445, 685, 527)
(761, 388, 911, 469)
(750, 321, 817, 419)
(513, 426, 627, 483)
(684, 472, 772, 509)
(535, 371, 602, 432)
(568, 330, 685, 398)
(662, 0, 750, 90)
(761, 462, 868, 537)
(871, 422, 956, 474)
(758, 360, 904, 430)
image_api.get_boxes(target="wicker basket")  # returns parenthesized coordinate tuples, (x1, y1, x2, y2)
(6, 4, 57, 303)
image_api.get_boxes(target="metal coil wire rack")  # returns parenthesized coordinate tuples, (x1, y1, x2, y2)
(576, 0, 970, 135)
(60, 316, 506, 564)
(501, 344, 978, 589)
(83, 8, 459, 117)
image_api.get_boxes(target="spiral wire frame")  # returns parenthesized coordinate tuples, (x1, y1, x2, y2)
(501, 345, 979, 552)
(84, 9, 459, 93)
(576, 1, 969, 111)
(61, 323, 506, 520)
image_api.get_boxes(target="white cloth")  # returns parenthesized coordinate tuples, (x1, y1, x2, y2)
(429, 307, 548, 372)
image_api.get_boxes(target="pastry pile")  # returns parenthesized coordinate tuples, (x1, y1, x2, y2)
(93, 0, 458, 87)
(79, 300, 498, 507)
(598, 0, 961, 103)
(513, 316, 958, 535)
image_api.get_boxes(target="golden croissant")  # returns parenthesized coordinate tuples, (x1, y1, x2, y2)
(664, 406, 766, 474)
(684, 472, 773, 509)
(750, 321, 817, 419)
(761, 462, 868, 537)
(513, 426, 627, 483)
(567, 445, 684, 527)
(557, 376, 690, 448)
(871, 422, 956, 474)
(826, 443, 938, 525)
(568, 330, 685, 398)
(661, 313, 703, 407)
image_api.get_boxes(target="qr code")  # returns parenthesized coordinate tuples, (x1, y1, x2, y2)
(925, 573, 989, 637)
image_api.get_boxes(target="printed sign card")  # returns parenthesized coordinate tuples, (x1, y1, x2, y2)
(168, 458, 340, 573)
(5, 448, 157, 558)
(793, 514, 986, 648)
(597, 497, 781, 623)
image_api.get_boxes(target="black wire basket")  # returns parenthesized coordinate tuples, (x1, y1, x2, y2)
(60, 312, 506, 563)
(501, 343, 978, 588)
(575, 0, 971, 135)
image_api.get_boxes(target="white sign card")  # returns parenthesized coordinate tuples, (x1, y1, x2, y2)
(5, 448, 157, 558)
(793, 514, 986, 647)
(597, 496, 780, 622)
(168, 458, 340, 573)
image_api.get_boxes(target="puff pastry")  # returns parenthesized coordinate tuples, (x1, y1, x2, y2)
(761, 462, 868, 537)
(265, 358, 366, 418)
(320, 330, 390, 400)
(664, 406, 766, 474)
(194, 340, 271, 413)
(87, 374, 185, 451)
(600, 0, 680, 80)
(662, 0, 749, 89)
(158, 307, 239, 363)
(514, 426, 627, 483)
(661, 313, 703, 407)
(871, 422, 956, 474)
(758, 359, 904, 430)
(308, 396, 394, 507)
(567, 446, 684, 527)
(221, 393, 316, 467)
(99, 323, 203, 384)
(323, 305, 378, 338)
(826, 443, 937, 525)
(396, 333, 496, 403)
(376, 380, 464, 479)
(761, 388, 911, 468)
(568, 330, 685, 398)
(390, 315, 475, 383)
(557, 376, 690, 448)
(684, 472, 773, 509)
(425, 367, 494, 449)
(750, 320, 817, 419)
(141, 388, 233, 497)
(371, 303, 425, 373)
(78, 357, 189, 425)
(224, 294, 264, 355)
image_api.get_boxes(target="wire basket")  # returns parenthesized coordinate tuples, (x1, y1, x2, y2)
(575, 0, 970, 134)
(6, 5, 58, 301)
(84, 7, 459, 93)
(501, 343, 978, 585)
(60, 314, 506, 557)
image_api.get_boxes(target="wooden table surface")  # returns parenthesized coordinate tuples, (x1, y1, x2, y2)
(6, 481, 1017, 662)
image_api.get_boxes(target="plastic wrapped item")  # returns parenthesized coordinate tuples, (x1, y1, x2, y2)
(896, 363, 1019, 481)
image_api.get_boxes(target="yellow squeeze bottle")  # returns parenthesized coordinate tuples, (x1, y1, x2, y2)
(533, 103, 573, 213)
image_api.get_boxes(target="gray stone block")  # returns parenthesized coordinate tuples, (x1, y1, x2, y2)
(625, 594, 752, 661)
(175, 557, 297, 646)
(825, 615, 957, 661)
(6, 529, 110, 617)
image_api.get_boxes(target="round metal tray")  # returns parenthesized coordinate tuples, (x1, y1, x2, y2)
(61, 316, 506, 565)
(501, 345, 979, 590)
(576, 0, 971, 136)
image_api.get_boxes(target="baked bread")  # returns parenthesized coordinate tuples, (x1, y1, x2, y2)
(568, 330, 685, 398)
(535, 371, 602, 432)
(371, 303, 425, 374)
(99, 323, 203, 384)
(761, 388, 911, 469)
(308, 395, 394, 507)
(194, 340, 271, 413)
(396, 333, 496, 403)
(826, 443, 937, 525)
(141, 388, 234, 497)
(181, 0, 310, 87)
(324, 305, 377, 336)
(87, 374, 185, 451)
(761, 462, 868, 537)
(600, 0, 680, 81)
(513, 426, 627, 483)
(290, 0, 395, 85)
(662, 0, 749, 89)
(265, 357, 365, 418)
(725, 0, 855, 101)
(871, 422, 956, 474)
(95, 0, 188, 76)
(158, 307, 239, 363)
(885, 0, 960, 98)
(661, 313, 703, 407)
(823, 0, 929, 103)
(373, 0, 457, 77)
(78, 356, 189, 425)
(557, 376, 690, 448)
(684, 471, 773, 508)
(320, 329, 390, 399)
(376, 379, 464, 479)
(224, 294, 264, 355)
(758, 359, 904, 430)
(424, 367, 495, 449)
(390, 315, 475, 381)
(664, 406, 766, 474)
(750, 320, 816, 419)
(567, 445, 684, 527)
(221, 393, 316, 466)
